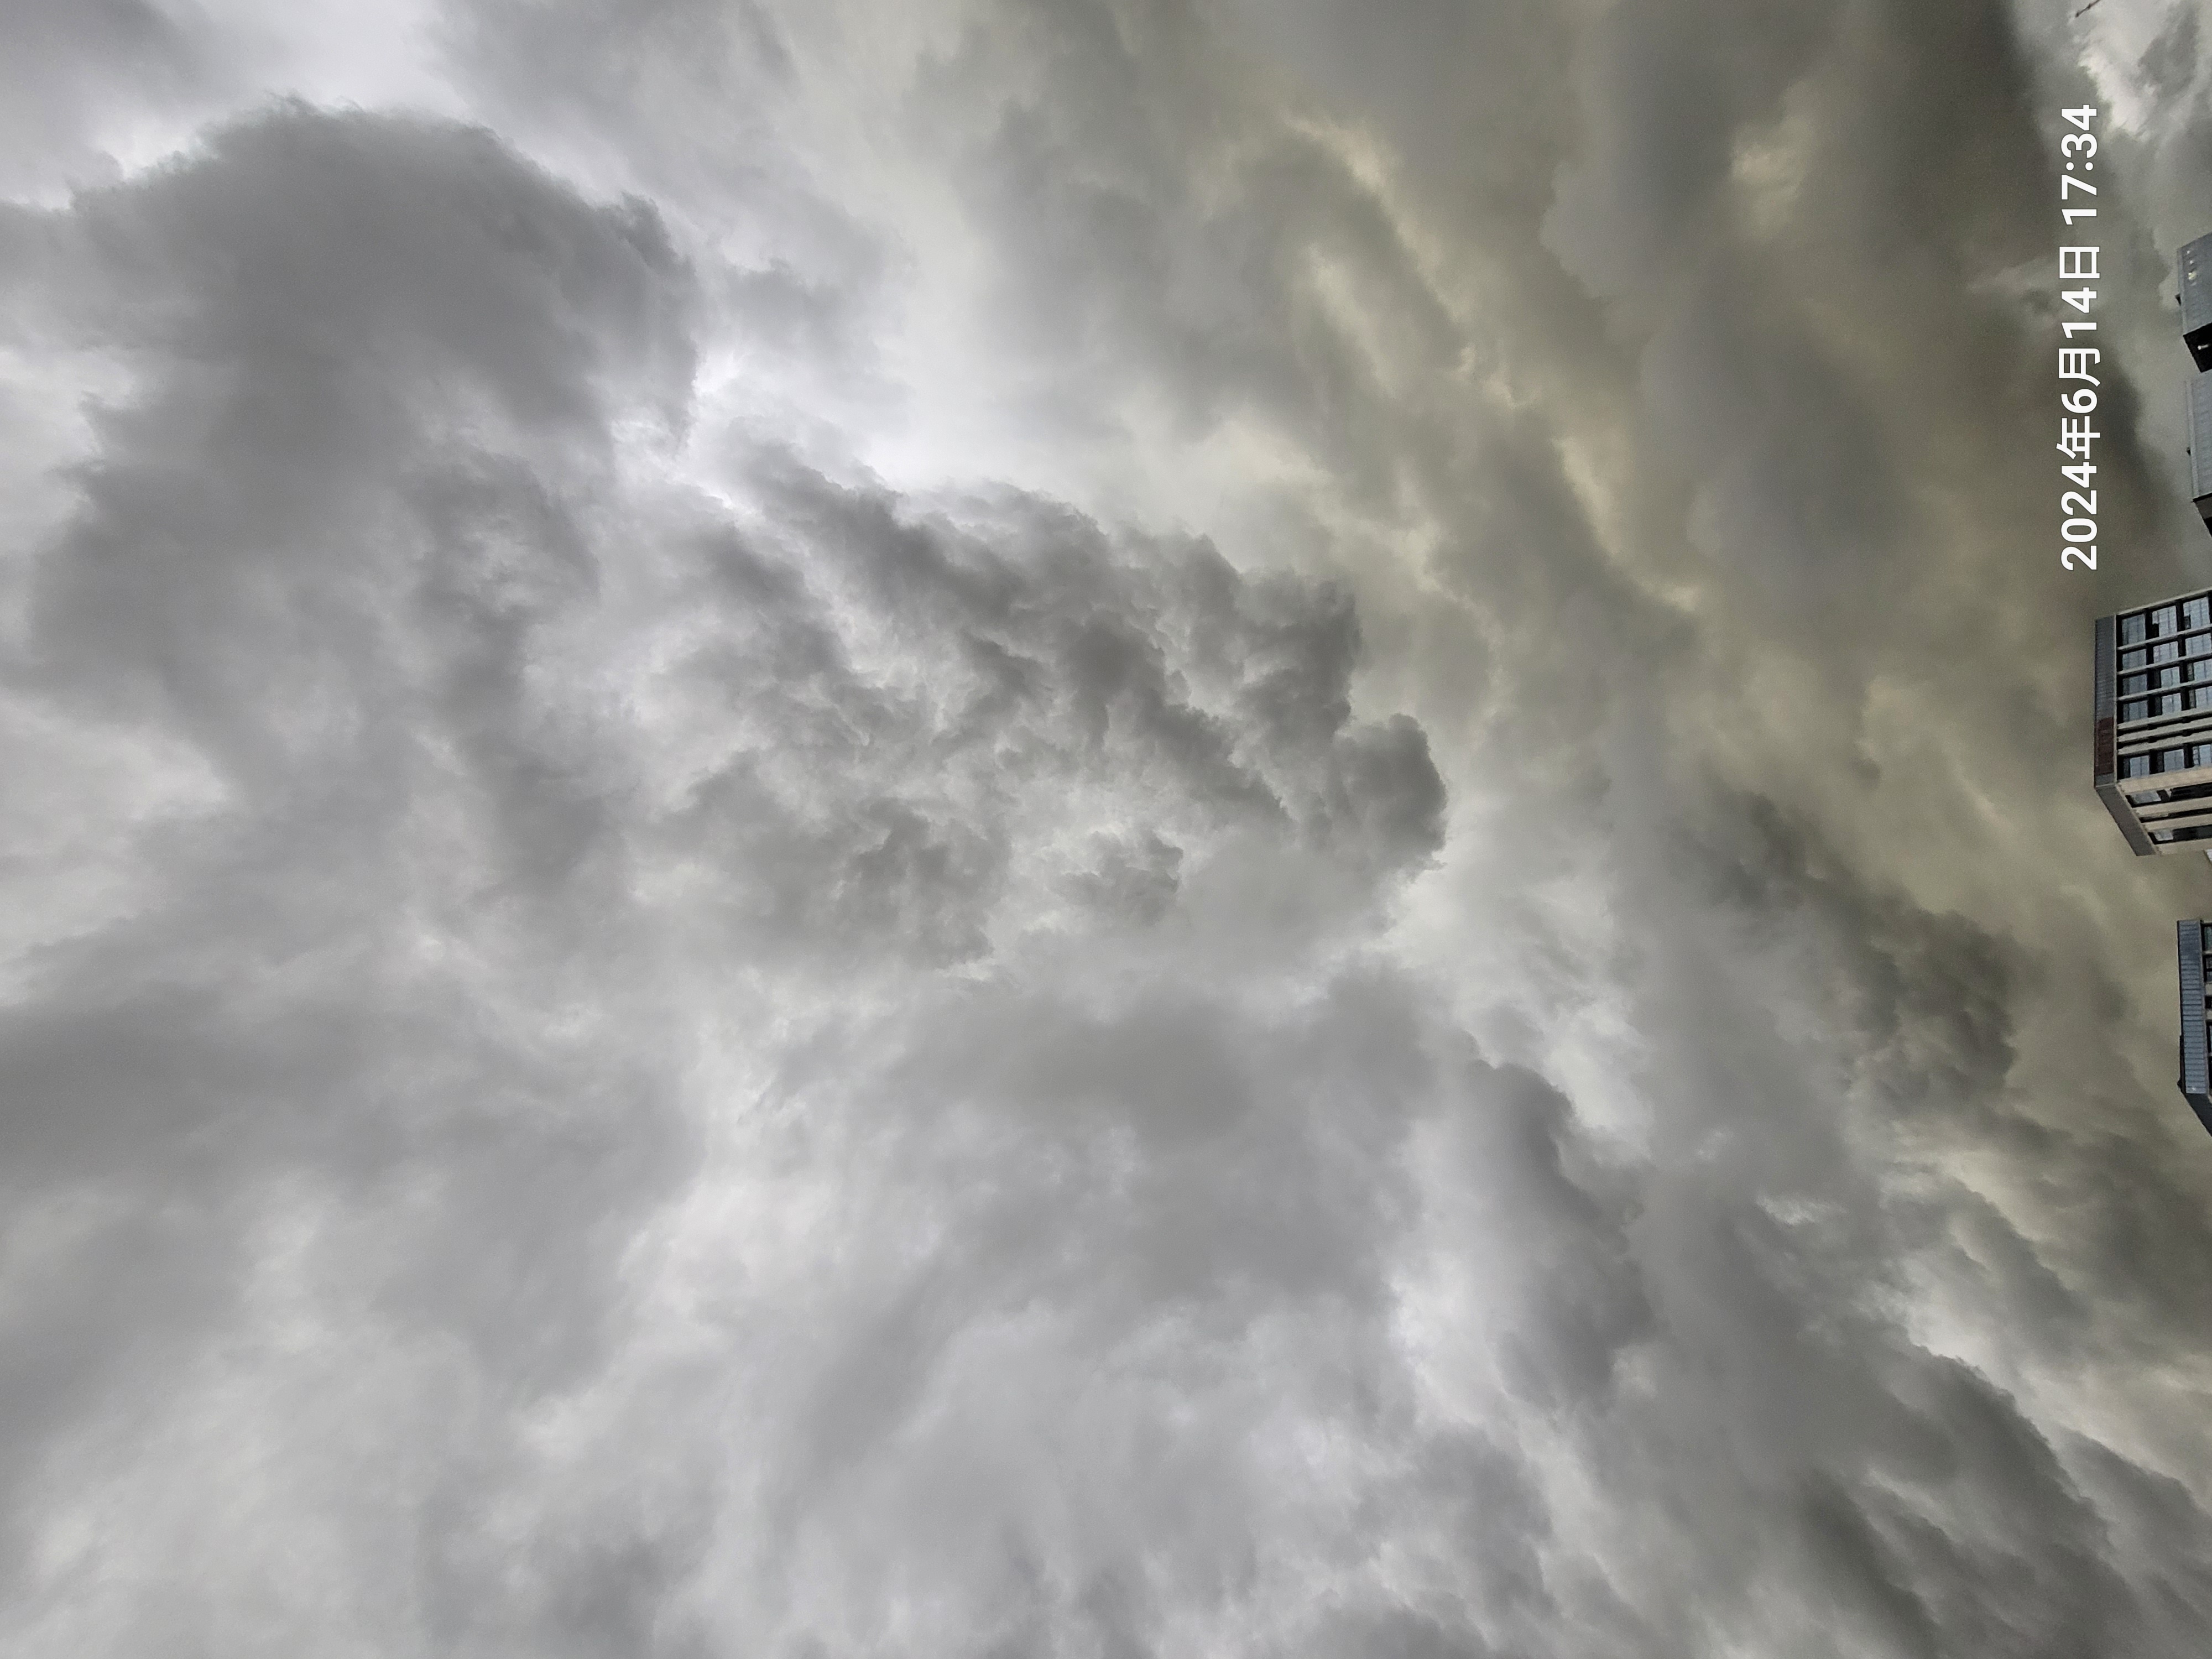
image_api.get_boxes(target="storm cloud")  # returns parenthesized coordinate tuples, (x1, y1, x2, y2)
(3, 1, 2212, 1656)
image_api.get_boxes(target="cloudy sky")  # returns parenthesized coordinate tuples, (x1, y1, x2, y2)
(6, 0, 2212, 1653)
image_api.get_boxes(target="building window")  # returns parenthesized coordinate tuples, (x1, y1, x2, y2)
(2188, 597, 2210, 629)
(2125, 754, 2152, 778)
(2125, 649, 2150, 668)
(2159, 606, 2181, 635)
(2165, 694, 2187, 716)
(2157, 641, 2181, 664)
(2124, 700, 2151, 721)
(2163, 667, 2185, 687)
(2124, 614, 2148, 644)
(2193, 745, 2212, 769)
(2125, 675, 2150, 693)
(2165, 747, 2188, 770)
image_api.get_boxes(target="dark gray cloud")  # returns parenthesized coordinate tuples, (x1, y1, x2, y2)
(6, 1, 2212, 1656)
(0, 0, 206, 194)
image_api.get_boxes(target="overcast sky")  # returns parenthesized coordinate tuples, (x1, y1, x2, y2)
(5, 0, 2212, 1654)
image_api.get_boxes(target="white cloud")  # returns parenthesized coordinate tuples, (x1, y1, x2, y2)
(5, 2, 2212, 1655)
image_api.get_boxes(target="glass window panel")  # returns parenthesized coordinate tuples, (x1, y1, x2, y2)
(2125, 754, 2152, 778)
(2164, 747, 2187, 770)
(2125, 649, 2149, 667)
(2159, 606, 2180, 634)
(2189, 597, 2210, 628)
(2124, 675, 2150, 693)
(2124, 700, 2150, 720)
(2163, 667, 2184, 688)
(2157, 641, 2180, 662)
(2164, 695, 2185, 716)
(2124, 614, 2148, 644)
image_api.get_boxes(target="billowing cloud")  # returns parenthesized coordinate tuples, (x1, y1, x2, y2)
(4, 2, 2212, 1656)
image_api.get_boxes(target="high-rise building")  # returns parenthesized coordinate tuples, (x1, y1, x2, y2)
(2184, 232, 2212, 373)
(2192, 375, 2212, 534)
(2094, 588, 2212, 852)
(2179, 921, 2212, 1134)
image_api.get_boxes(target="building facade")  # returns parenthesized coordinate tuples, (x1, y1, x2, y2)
(2180, 921, 2212, 1134)
(2093, 588, 2212, 853)
(2184, 231, 2212, 373)
(2192, 374, 2212, 534)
